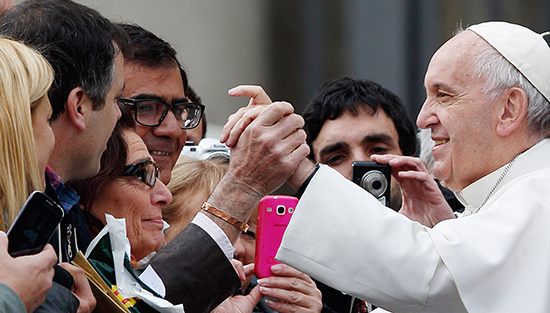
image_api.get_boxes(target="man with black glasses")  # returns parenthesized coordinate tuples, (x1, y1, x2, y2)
(117, 23, 203, 184)
(117, 23, 241, 313)
(116, 96, 203, 184)
(117, 24, 313, 313)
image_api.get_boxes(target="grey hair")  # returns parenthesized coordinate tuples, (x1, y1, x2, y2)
(458, 28, 550, 138)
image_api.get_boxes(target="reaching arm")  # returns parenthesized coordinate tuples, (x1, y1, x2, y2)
(371, 154, 455, 227)
(210, 86, 309, 243)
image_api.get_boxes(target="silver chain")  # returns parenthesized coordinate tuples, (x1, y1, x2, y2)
(475, 154, 520, 213)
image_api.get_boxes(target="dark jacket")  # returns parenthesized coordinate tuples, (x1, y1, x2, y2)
(135, 223, 241, 313)
(44, 176, 93, 264)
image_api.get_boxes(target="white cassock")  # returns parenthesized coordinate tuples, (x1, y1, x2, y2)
(277, 139, 550, 313)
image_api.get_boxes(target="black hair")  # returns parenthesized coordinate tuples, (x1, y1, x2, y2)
(118, 23, 189, 92)
(303, 77, 417, 159)
(0, 0, 130, 120)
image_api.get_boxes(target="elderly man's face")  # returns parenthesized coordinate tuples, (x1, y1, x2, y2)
(417, 31, 501, 191)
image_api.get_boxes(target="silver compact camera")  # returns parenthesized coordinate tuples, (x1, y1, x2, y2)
(351, 161, 391, 206)
(180, 138, 230, 162)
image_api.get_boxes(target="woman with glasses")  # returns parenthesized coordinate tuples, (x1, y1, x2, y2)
(72, 110, 172, 263)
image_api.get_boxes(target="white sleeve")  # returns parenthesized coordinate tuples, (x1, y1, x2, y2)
(191, 212, 235, 260)
(277, 165, 465, 312)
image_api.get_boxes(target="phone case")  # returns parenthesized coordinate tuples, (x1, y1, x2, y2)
(7, 191, 64, 257)
(255, 195, 298, 278)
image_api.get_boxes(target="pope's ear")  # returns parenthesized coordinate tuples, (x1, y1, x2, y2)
(66, 87, 90, 131)
(496, 87, 529, 137)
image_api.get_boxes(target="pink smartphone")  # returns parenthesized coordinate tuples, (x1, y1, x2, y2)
(255, 195, 298, 278)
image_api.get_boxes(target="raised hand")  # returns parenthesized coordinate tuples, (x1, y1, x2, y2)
(222, 85, 273, 147)
(208, 87, 309, 243)
(225, 101, 308, 195)
(371, 154, 455, 227)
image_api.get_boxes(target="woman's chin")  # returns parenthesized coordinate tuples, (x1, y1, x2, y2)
(132, 232, 165, 261)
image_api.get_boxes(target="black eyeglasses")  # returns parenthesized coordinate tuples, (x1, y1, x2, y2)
(117, 97, 205, 130)
(121, 160, 161, 187)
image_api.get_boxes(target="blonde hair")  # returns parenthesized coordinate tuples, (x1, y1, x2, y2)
(0, 37, 54, 231)
(163, 156, 228, 231)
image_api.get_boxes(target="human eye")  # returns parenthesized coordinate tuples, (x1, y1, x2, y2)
(137, 101, 158, 115)
(325, 154, 346, 166)
(436, 90, 454, 104)
(122, 173, 144, 186)
(241, 230, 256, 240)
(172, 105, 188, 120)
(371, 146, 389, 154)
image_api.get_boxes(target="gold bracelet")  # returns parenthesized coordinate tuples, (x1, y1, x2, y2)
(201, 202, 249, 232)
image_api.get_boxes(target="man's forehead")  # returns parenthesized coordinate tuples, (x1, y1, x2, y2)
(322, 109, 396, 132)
(434, 31, 484, 59)
(123, 62, 181, 82)
(122, 62, 185, 99)
(424, 32, 484, 87)
(314, 110, 399, 149)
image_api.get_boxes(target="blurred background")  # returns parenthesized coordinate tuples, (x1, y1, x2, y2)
(58, 1, 550, 137)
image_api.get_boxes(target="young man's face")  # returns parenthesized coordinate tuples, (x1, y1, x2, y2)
(312, 108, 404, 210)
(122, 63, 187, 184)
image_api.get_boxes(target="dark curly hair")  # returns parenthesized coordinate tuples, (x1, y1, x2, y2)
(303, 77, 417, 159)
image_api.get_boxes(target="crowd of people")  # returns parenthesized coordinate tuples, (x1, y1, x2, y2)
(0, 0, 549, 313)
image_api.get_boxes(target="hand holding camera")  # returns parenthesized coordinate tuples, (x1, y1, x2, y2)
(369, 154, 455, 226)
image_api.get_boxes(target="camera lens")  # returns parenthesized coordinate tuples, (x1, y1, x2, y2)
(360, 170, 388, 197)
(276, 205, 285, 215)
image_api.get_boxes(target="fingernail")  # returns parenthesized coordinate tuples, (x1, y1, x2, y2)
(257, 278, 267, 285)
(228, 87, 237, 95)
(271, 264, 281, 273)
(260, 286, 271, 294)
